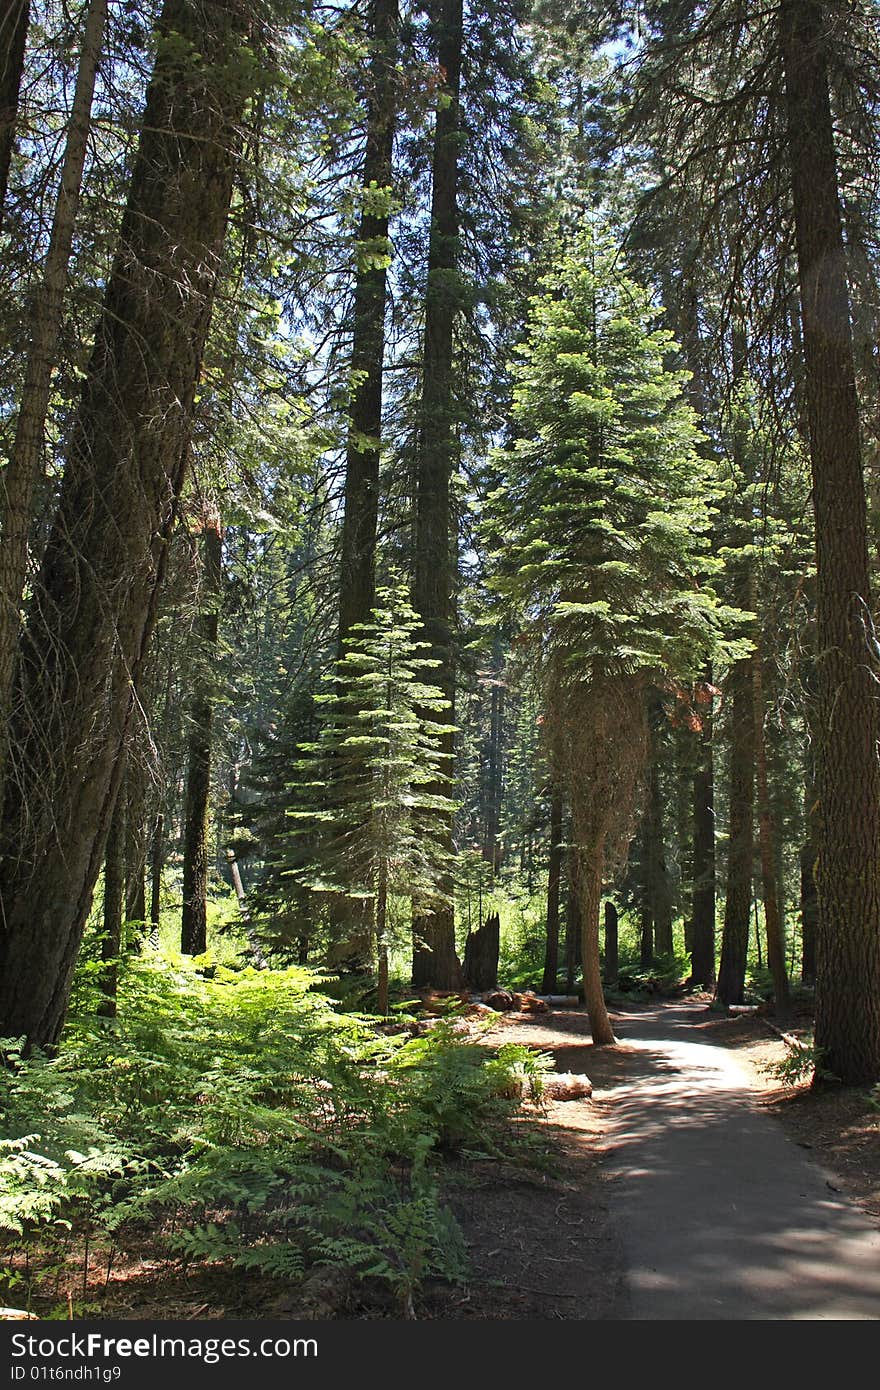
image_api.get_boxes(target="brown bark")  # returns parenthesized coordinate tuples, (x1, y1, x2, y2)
(338, 0, 398, 641)
(689, 686, 716, 988)
(411, 0, 464, 990)
(579, 848, 615, 1046)
(463, 911, 500, 992)
(541, 783, 563, 993)
(639, 890, 653, 967)
(565, 845, 581, 992)
(482, 638, 505, 872)
(716, 649, 755, 1007)
(675, 284, 716, 989)
(753, 650, 790, 1020)
(0, 0, 250, 1048)
(0, 0, 107, 797)
(781, 0, 880, 1083)
(181, 512, 222, 956)
(801, 771, 818, 986)
(603, 900, 618, 987)
(644, 734, 673, 956)
(0, 0, 29, 227)
(333, 0, 398, 970)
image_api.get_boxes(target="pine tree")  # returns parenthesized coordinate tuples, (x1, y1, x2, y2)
(486, 231, 742, 1044)
(283, 582, 456, 1013)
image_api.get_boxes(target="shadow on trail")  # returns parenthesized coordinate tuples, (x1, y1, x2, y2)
(597, 1001, 880, 1319)
(485, 1000, 880, 1317)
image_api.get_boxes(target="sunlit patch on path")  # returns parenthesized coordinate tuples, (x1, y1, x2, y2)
(603, 1002, 880, 1320)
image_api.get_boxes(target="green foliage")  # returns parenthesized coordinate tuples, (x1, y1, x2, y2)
(761, 1037, 833, 1088)
(485, 231, 745, 688)
(0, 955, 543, 1313)
(613, 947, 692, 996)
(281, 580, 457, 966)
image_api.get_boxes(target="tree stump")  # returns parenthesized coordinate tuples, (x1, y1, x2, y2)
(463, 911, 500, 991)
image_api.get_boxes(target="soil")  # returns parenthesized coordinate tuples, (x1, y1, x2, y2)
(424, 1007, 629, 1320)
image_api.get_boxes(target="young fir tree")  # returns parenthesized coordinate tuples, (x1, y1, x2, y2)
(486, 232, 743, 1045)
(283, 582, 456, 1013)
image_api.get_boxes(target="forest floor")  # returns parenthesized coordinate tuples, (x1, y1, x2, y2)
(36, 997, 880, 1321)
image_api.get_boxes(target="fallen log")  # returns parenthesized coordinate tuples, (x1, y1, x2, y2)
(543, 1072, 593, 1101)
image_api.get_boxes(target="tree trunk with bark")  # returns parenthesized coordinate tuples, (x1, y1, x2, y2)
(716, 647, 755, 1007)
(411, 0, 464, 991)
(604, 900, 618, 988)
(0, 0, 29, 228)
(181, 511, 222, 956)
(753, 649, 790, 1020)
(801, 771, 818, 986)
(639, 890, 653, 967)
(541, 783, 563, 993)
(781, 0, 880, 1083)
(338, 0, 397, 641)
(0, 0, 250, 1048)
(483, 638, 505, 873)
(463, 912, 500, 991)
(0, 0, 106, 798)
(645, 744, 673, 956)
(689, 685, 716, 988)
(331, 0, 399, 970)
(578, 847, 615, 1046)
(565, 845, 581, 992)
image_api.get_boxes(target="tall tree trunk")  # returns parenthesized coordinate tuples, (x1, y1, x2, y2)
(565, 842, 581, 992)
(411, 0, 464, 990)
(482, 637, 505, 873)
(541, 782, 563, 993)
(0, 0, 107, 798)
(753, 648, 790, 1019)
(338, 0, 397, 640)
(716, 648, 755, 1007)
(98, 788, 125, 1019)
(578, 846, 615, 1046)
(676, 280, 716, 989)
(689, 684, 716, 988)
(639, 858, 654, 968)
(781, 0, 880, 1083)
(181, 511, 222, 956)
(0, 0, 29, 228)
(801, 765, 818, 986)
(0, 0, 249, 1048)
(645, 734, 673, 955)
(604, 899, 618, 988)
(331, 0, 399, 969)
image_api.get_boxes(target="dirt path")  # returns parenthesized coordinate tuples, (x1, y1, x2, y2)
(483, 999, 880, 1320)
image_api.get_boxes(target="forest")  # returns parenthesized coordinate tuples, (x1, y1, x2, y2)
(1, 0, 880, 1325)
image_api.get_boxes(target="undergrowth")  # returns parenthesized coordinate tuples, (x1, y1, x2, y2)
(0, 958, 551, 1318)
